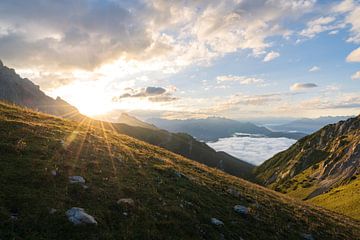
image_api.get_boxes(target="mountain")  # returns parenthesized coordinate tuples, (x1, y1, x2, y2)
(95, 110, 157, 130)
(0, 60, 254, 180)
(0, 102, 359, 240)
(267, 116, 354, 134)
(0, 60, 83, 120)
(254, 115, 360, 219)
(147, 117, 306, 142)
(109, 123, 255, 180)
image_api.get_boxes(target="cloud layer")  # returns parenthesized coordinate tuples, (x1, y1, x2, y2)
(207, 134, 296, 165)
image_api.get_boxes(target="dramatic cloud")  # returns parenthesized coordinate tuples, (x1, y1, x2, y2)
(113, 86, 177, 102)
(216, 75, 264, 85)
(347, 47, 360, 62)
(351, 71, 360, 80)
(207, 134, 296, 165)
(263, 51, 280, 62)
(309, 66, 320, 72)
(290, 83, 318, 91)
(0, 0, 316, 72)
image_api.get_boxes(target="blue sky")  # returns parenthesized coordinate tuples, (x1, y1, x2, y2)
(0, 0, 359, 119)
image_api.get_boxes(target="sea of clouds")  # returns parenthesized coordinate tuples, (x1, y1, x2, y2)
(207, 134, 296, 165)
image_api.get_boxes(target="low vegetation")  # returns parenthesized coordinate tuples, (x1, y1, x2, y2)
(0, 102, 359, 239)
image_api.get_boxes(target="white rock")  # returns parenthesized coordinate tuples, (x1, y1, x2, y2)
(302, 233, 314, 240)
(117, 198, 135, 206)
(66, 207, 97, 225)
(234, 205, 249, 215)
(49, 208, 57, 214)
(69, 176, 85, 184)
(211, 217, 224, 226)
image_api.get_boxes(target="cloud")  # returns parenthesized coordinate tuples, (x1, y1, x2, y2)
(308, 66, 320, 72)
(300, 16, 340, 38)
(290, 83, 318, 91)
(113, 86, 177, 102)
(332, 0, 360, 43)
(216, 75, 264, 85)
(351, 71, 360, 80)
(346, 47, 360, 62)
(0, 0, 316, 73)
(207, 134, 296, 165)
(263, 51, 280, 62)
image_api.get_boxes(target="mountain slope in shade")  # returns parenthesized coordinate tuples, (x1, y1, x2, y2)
(254, 115, 360, 219)
(0, 61, 254, 180)
(0, 60, 83, 120)
(0, 101, 359, 240)
(147, 117, 306, 141)
(109, 124, 255, 180)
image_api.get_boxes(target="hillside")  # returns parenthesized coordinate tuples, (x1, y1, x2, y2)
(254, 115, 360, 219)
(0, 61, 253, 180)
(109, 124, 255, 180)
(0, 102, 359, 239)
(147, 117, 306, 141)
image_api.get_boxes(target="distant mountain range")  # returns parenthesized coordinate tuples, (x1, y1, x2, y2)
(0, 60, 254, 180)
(255, 115, 360, 219)
(147, 117, 307, 141)
(267, 116, 354, 134)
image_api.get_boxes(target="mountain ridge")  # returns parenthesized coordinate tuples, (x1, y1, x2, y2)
(254, 115, 360, 219)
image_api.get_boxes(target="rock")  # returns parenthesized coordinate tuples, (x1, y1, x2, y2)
(210, 217, 224, 226)
(226, 188, 241, 198)
(117, 198, 135, 207)
(49, 208, 57, 214)
(69, 176, 86, 184)
(234, 205, 249, 215)
(0, 59, 3, 67)
(51, 170, 57, 176)
(301, 233, 314, 240)
(66, 207, 97, 225)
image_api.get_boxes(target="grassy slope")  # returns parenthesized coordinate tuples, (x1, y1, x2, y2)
(309, 177, 360, 220)
(254, 118, 360, 220)
(0, 102, 359, 240)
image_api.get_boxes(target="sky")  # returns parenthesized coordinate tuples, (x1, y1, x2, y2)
(0, 0, 360, 119)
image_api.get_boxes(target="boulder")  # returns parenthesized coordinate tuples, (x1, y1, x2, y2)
(211, 217, 224, 226)
(69, 176, 85, 184)
(226, 188, 241, 198)
(234, 205, 249, 215)
(117, 198, 135, 207)
(302, 233, 314, 240)
(66, 207, 97, 225)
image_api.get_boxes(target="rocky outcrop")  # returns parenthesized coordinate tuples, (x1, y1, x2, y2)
(255, 115, 360, 199)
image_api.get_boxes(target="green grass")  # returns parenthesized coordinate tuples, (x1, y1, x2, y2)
(0, 102, 359, 240)
(309, 176, 360, 220)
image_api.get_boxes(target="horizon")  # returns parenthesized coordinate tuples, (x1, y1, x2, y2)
(0, 0, 360, 119)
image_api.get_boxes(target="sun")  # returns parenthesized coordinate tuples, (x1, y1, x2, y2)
(49, 81, 113, 117)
